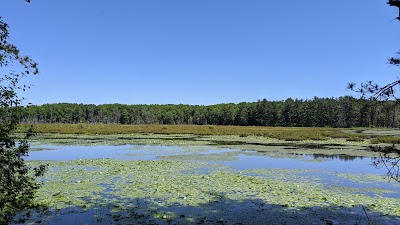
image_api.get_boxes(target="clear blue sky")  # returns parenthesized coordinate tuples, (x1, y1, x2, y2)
(2, 0, 400, 105)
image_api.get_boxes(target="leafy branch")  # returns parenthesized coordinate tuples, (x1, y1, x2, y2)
(0, 6, 46, 224)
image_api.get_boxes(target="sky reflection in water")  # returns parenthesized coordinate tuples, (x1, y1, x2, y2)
(26, 144, 400, 198)
(28, 144, 379, 174)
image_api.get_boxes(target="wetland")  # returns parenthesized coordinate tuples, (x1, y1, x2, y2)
(13, 131, 400, 225)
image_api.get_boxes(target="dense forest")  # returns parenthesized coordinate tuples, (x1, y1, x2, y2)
(17, 96, 400, 128)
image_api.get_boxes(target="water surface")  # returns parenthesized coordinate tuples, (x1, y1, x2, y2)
(18, 143, 400, 225)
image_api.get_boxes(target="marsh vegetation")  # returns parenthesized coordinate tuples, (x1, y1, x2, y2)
(8, 126, 400, 224)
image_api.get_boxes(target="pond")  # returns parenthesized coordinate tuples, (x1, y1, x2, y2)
(28, 144, 380, 173)
(15, 142, 400, 225)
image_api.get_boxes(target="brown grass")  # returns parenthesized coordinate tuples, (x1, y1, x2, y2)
(370, 135, 400, 144)
(17, 123, 356, 141)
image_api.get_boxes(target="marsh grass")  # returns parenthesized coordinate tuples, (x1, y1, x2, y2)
(18, 124, 400, 145)
(370, 136, 400, 144)
(346, 135, 365, 142)
(18, 124, 356, 141)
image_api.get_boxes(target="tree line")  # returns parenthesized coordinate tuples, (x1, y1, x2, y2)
(15, 96, 400, 128)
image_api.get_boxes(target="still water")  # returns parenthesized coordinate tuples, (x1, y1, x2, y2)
(28, 144, 382, 174)
(18, 144, 400, 225)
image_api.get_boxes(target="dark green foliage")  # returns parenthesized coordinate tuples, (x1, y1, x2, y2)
(337, 96, 355, 128)
(15, 96, 400, 128)
(0, 15, 46, 224)
(0, 120, 46, 224)
(119, 109, 129, 124)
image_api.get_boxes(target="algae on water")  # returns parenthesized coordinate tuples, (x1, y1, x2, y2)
(16, 134, 400, 225)
(22, 158, 400, 225)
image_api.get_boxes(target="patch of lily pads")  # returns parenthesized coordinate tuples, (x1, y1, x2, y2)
(15, 134, 400, 224)
(18, 159, 400, 225)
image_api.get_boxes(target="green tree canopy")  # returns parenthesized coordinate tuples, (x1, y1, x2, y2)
(0, 12, 46, 224)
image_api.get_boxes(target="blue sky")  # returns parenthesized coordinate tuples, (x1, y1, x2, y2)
(2, 0, 400, 105)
